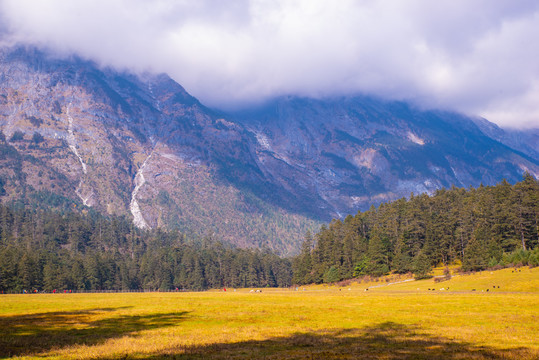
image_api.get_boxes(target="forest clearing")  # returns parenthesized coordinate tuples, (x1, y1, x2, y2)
(1, 266, 538, 359)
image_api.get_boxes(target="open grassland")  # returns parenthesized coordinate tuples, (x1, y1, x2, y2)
(1, 267, 538, 359)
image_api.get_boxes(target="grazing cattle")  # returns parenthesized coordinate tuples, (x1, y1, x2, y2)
(486, 289, 489, 292)
(472, 289, 476, 291)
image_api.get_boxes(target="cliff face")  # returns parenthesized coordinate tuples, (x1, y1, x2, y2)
(1, 46, 538, 254)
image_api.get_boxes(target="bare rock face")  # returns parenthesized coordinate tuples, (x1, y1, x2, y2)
(232, 96, 539, 217)
(1, 46, 538, 254)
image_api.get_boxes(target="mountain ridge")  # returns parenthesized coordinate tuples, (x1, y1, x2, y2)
(0, 45, 538, 254)
(231, 95, 539, 216)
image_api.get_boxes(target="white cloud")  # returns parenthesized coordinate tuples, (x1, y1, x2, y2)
(1, 0, 538, 128)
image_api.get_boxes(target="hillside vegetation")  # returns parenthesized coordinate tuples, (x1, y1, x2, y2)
(1, 174, 538, 293)
(0, 204, 292, 293)
(293, 174, 539, 284)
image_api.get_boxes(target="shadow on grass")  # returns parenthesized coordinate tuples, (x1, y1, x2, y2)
(0, 307, 189, 358)
(141, 322, 534, 360)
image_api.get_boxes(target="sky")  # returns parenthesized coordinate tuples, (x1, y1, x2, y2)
(1, 0, 539, 129)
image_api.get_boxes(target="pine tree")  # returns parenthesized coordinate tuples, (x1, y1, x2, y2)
(366, 232, 390, 276)
(292, 232, 313, 284)
(412, 250, 432, 280)
(462, 236, 488, 271)
(323, 265, 341, 283)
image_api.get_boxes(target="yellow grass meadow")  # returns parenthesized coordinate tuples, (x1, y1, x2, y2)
(1, 267, 538, 359)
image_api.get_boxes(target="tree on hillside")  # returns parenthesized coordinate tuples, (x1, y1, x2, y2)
(366, 232, 390, 276)
(412, 250, 432, 280)
(393, 236, 413, 274)
(323, 265, 341, 283)
(297, 175, 539, 284)
(511, 173, 539, 251)
(462, 235, 488, 272)
(292, 231, 313, 284)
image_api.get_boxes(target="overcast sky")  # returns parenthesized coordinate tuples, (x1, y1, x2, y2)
(1, 0, 539, 128)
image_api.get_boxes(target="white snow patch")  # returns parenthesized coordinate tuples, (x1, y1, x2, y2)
(66, 104, 87, 174)
(351, 195, 368, 206)
(130, 152, 153, 229)
(255, 131, 271, 151)
(253, 131, 294, 165)
(161, 153, 183, 163)
(66, 104, 92, 206)
(518, 164, 539, 179)
(407, 132, 425, 145)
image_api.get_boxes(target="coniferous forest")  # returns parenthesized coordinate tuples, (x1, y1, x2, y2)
(0, 174, 538, 292)
(0, 205, 292, 292)
(292, 174, 539, 284)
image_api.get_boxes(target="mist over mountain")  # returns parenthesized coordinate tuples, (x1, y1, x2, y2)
(2, 0, 539, 129)
(0, 46, 538, 254)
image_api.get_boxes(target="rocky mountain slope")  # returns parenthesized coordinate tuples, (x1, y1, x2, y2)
(472, 118, 539, 163)
(233, 96, 539, 218)
(1, 46, 538, 254)
(0, 46, 320, 255)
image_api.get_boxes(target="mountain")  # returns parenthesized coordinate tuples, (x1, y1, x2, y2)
(472, 118, 539, 164)
(232, 96, 539, 217)
(0, 46, 320, 255)
(1, 46, 538, 254)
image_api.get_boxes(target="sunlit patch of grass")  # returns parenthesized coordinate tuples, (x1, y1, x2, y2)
(0, 267, 537, 359)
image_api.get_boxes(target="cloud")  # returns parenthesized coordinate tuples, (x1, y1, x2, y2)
(1, 0, 538, 128)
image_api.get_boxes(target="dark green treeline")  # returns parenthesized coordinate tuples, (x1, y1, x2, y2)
(1, 174, 538, 292)
(292, 174, 539, 284)
(0, 205, 292, 292)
